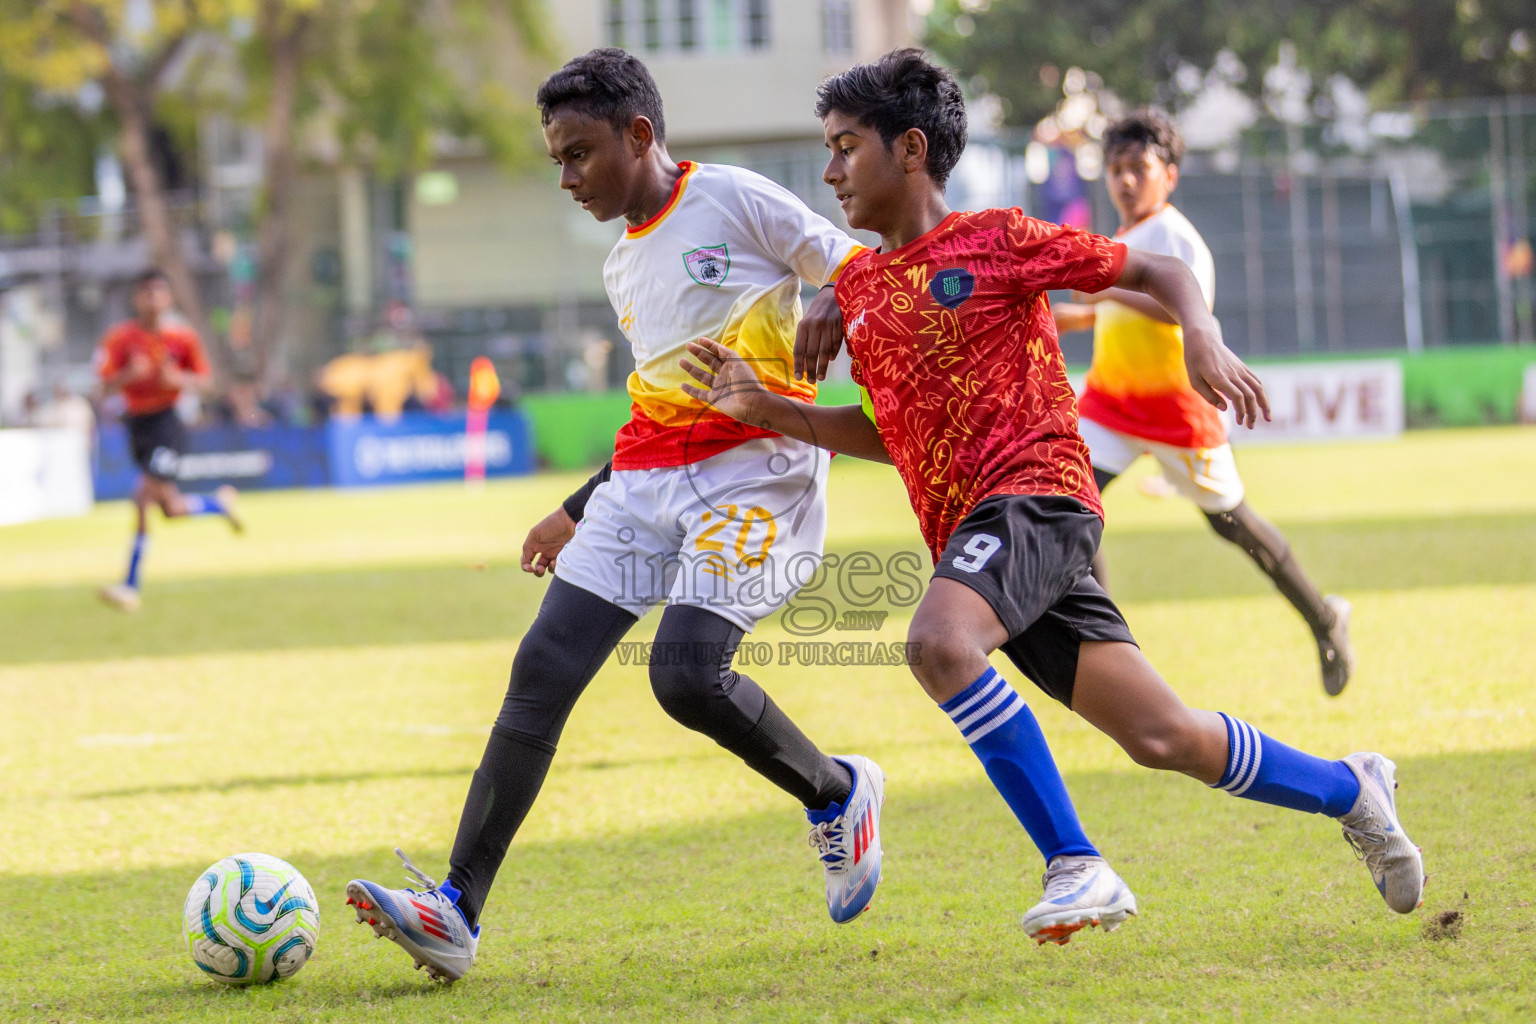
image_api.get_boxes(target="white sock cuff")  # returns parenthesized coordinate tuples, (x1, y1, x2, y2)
(945, 668, 1025, 744)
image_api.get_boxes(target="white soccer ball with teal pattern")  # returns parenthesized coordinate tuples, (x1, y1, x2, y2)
(183, 853, 320, 984)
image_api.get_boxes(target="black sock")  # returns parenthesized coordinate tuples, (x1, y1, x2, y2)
(448, 726, 556, 928)
(1206, 503, 1333, 636)
(445, 578, 636, 928)
(651, 605, 852, 810)
(724, 692, 853, 810)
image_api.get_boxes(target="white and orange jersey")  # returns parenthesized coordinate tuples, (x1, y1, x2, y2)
(603, 161, 865, 470)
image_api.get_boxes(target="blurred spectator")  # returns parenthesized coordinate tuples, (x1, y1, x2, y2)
(34, 384, 97, 437)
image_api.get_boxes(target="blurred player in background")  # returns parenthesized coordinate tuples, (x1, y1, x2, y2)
(94, 269, 241, 612)
(1053, 111, 1353, 695)
(346, 49, 884, 983)
(684, 49, 1423, 946)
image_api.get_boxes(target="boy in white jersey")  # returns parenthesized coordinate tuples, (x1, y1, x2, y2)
(345, 49, 886, 982)
(1053, 110, 1354, 696)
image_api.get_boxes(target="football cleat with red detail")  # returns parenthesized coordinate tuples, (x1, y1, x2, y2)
(1022, 855, 1138, 945)
(345, 848, 479, 981)
(806, 755, 885, 924)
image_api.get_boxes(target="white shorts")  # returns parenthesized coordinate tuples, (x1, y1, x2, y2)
(554, 436, 829, 632)
(1079, 417, 1245, 514)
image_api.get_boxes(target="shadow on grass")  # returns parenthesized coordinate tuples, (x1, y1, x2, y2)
(1100, 509, 1536, 604)
(4, 749, 1533, 1023)
(3, 510, 1535, 667)
(77, 750, 727, 801)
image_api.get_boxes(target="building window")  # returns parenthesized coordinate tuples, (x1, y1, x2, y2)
(606, 0, 626, 47)
(710, 0, 735, 51)
(822, 0, 852, 54)
(604, 0, 769, 54)
(677, 0, 697, 50)
(744, 0, 770, 49)
(642, 0, 662, 50)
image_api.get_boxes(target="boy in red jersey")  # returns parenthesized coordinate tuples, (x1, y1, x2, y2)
(682, 49, 1424, 944)
(94, 269, 241, 612)
(1053, 109, 1352, 695)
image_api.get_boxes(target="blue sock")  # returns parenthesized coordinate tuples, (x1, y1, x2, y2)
(1214, 713, 1360, 816)
(435, 877, 477, 933)
(940, 667, 1098, 862)
(125, 533, 148, 590)
(182, 494, 225, 516)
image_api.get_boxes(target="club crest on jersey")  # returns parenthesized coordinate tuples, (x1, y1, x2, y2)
(683, 244, 731, 287)
(930, 268, 975, 309)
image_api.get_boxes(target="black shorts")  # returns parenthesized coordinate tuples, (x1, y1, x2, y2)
(125, 406, 187, 482)
(933, 494, 1137, 707)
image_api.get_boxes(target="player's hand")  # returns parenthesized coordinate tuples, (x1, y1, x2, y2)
(158, 362, 187, 389)
(126, 353, 156, 382)
(1052, 302, 1097, 333)
(521, 506, 576, 577)
(793, 284, 844, 382)
(1184, 326, 1271, 429)
(680, 338, 773, 425)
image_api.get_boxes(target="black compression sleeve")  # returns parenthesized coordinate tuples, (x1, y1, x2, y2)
(561, 460, 613, 523)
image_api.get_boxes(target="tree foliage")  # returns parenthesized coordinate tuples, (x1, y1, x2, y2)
(926, 0, 1536, 127)
(0, 0, 551, 382)
(0, 70, 106, 234)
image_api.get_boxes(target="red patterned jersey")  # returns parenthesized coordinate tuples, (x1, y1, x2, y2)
(836, 208, 1127, 562)
(94, 319, 210, 416)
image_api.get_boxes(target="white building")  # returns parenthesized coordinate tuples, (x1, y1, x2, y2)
(333, 0, 913, 390)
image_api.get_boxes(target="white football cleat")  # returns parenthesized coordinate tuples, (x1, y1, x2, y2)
(806, 755, 885, 923)
(1338, 753, 1424, 914)
(346, 849, 479, 981)
(1022, 854, 1138, 945)
(97, 583, 141, 613)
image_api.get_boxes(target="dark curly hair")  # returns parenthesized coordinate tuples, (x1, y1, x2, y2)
(536, 48, 666, 142)
(814, 48, 967, 189)
(1104, 109, 1184, 168)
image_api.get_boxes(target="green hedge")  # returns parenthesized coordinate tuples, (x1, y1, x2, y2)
(523, 345, 1536, 469)
(1398, 345, 1534, 427)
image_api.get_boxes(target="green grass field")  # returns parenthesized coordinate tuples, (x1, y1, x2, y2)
(3, 427, 1536, 1023)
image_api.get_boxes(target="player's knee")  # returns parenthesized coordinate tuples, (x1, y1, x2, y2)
(905, 619, 978, 699)
(1119, 718, 1202, 772)
(649, 650, 725, 731)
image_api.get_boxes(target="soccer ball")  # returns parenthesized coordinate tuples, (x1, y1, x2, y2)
(183, 853, 320, 984)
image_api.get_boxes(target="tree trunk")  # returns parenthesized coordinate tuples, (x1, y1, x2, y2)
(71, 5, 221, 382)
(105, 73, 211, 339)
(250, 3, 311, 388)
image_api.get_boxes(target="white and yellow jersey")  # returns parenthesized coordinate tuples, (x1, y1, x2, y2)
(603, 160, 864, 469)
(1080, 204, 1225, 449)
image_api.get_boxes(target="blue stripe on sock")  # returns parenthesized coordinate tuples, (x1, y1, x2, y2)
(125, 533, 148, 589)
(1214, 713, 1361, 815)
(939, 667, 1003, 719)
(961, 691, 1025, 742)
(939, 667, 1098, 862)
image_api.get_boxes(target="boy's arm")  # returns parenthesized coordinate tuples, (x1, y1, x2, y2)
(679, 338, 893, 464)
(1052, 302, 1099, 333)
(1113, 248, 1270, 427)
(733, 172, 859, 382)
(1072, 287, 1177, 324)
(795, 284, 845, 383)
(521, 460, 613, 577)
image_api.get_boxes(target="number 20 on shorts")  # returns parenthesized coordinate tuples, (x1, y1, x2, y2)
(696, 504, 779, 569)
